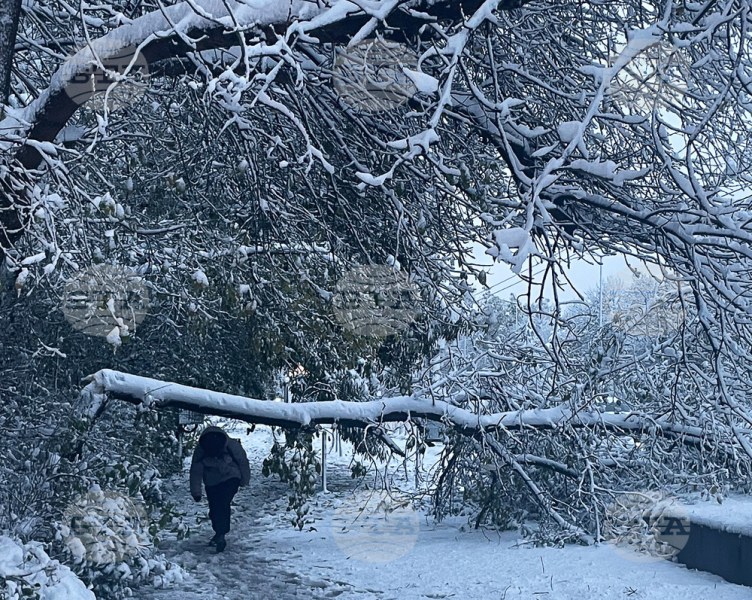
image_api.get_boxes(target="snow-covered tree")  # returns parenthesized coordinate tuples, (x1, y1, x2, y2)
(3, 0, 752, 578)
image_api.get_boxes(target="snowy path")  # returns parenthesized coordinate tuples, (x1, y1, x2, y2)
(141, 426, 751, 600)
(143, 426, 359, 599)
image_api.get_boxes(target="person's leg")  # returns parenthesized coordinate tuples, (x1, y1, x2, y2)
(211, 478, 240, 551)
(204, 483, 223, 539)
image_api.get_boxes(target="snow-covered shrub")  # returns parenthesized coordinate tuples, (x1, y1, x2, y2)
(430, 429, 533, 532)
(0, 376, 185, 597)
(262, 430, 320, 530)
(0, 535, 94, 600)
(54, 485, 182, 598)
(0, 390, 90, 542)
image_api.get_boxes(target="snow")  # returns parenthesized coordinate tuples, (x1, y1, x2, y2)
(14, 268, 30, 295)
(136, 425, 752, 600)
(0, 536, 94, 600)
(21, 252, 47, 266)
(487, 227, 534, 273)
(106, 326, 122, 348)
(614, 25, 665, 71)
(79, 369, 710, 444)
(570, 159, 618, 179)
(613, 167, 650, 187)
(43, 192, 66, 210)
(667, 495, 752, 537)
(0, 537, 24, 573)
(532, 143, 558, 158)
(66, 537, 87, 564)
(403, 69, 439, 94)
(492, 226, 530, 249)
(557, 121, 581, 144)
(1, 0, 376, 147)
(192, 270, 209, 287)
(23, 139, 58, 157)
(356, 170, 392, 186)
(386, 129, 439, 153)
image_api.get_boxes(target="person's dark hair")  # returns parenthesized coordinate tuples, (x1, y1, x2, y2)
(199, 431, 227, 457)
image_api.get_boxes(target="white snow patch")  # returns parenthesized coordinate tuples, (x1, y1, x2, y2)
(488, 227, 534, 273)
(557, 121, 581, 143)
(106, 326, 122, 348)
(135, 426, 752, 600)
(403, 69, 439, 94)
(570, 159, 618, 179)
(192, 270, 209, 288)
(0, 536, 94, 600)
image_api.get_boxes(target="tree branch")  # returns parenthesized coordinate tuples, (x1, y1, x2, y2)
(0, 0, 22, 107)
(81, 369, 716, 446)
(0, 0, 532, 261)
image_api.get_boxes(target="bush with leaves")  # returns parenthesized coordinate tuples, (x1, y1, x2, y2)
(0, 286, 190, 598)
(262, 429, 321, 530)
(53, 485, 183, 597)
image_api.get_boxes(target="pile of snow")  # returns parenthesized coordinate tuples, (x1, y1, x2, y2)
(667, 494, 752, 537)
(0, 535, 94, 600)
(191, 270, 209, 288)
(58, 485, 148, 568)
(488, 227, 534, 272)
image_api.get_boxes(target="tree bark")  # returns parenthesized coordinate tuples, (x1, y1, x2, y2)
(0, 0, 21, 108)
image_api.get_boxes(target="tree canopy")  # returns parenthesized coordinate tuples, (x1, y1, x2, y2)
(3, 0, 752, 568)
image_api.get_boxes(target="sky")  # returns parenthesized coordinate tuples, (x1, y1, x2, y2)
(471, 243, 653, 303)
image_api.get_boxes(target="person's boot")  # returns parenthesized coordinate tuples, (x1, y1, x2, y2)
(215, 534, 226, 553)
(207, 534, 219, 546)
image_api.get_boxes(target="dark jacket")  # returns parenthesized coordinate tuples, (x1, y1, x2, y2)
(190, 426, 251, 498)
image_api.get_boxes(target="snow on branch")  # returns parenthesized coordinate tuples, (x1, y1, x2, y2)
(81, 369, 710, 445)
(3, 0, 529, 169)
(0, 0, 533, 263)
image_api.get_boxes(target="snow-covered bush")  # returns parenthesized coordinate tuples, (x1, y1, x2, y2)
(262, 430, 321, 530)
(0, 305, 188, 598)
(0, 388, 90, 542)
(0, 535, 94, 600)
(419, 290, 752, 544)
(54, 485, 183, 597)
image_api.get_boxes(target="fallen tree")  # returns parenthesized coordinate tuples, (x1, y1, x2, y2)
(82, 368, 716, 444)
(81, 368, 600, 541)
(80, 367, 752, 544)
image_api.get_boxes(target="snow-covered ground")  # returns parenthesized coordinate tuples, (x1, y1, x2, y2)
(140, 425, 751, 600)
(667, 495, 752, 537)
(0, 536, 95, 600)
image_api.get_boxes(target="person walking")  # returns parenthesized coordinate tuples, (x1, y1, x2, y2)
(189, 425, 251, 552)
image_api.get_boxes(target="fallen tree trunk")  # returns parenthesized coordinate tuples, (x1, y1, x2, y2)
(81, 369, 716, 445)
(82, 368, 747, 546)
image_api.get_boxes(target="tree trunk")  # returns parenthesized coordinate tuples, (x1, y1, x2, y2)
(0, 0, 21, 109)
(82, 369, 716, 447)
